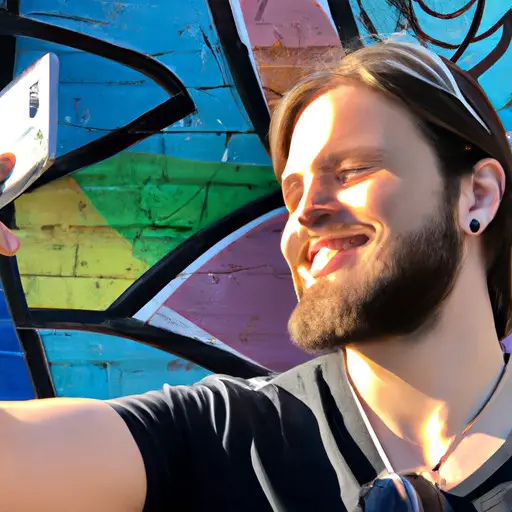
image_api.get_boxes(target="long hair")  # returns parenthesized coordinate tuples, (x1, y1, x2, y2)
(269, 41, 512, 339)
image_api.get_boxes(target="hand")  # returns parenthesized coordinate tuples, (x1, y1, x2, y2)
(0, 154, 20, 256)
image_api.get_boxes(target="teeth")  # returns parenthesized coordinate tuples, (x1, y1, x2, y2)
(342, 238, 357, 250)
(309, 235, 369, 274)
(310, 247, 336, 274)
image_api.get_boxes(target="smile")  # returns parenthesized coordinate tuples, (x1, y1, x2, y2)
(307, 234, 371, 278)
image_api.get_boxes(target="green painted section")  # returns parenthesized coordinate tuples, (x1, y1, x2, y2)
(75, 152, 279, 266)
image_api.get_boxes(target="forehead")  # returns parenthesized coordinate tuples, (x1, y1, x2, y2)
(283, 85, 427, 177)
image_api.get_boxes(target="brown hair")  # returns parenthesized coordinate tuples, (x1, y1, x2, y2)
(269, 41, 512, 339)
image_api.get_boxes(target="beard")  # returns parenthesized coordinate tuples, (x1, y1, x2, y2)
(288, 198, 463, 353)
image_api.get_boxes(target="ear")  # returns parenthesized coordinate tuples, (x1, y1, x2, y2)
(459, 158, 505, 236)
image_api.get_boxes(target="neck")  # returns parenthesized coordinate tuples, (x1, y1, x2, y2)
(344, 259, 505, 469)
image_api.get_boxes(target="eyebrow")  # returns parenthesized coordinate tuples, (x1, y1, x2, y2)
(314, 147, 387, 170)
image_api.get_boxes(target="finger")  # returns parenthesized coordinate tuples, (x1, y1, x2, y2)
(0, 153, 16, 182)
(0, 222, 20, 256)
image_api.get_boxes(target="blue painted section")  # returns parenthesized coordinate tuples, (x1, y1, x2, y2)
(0, 284, 34, 400)
(417, 1, 510, 131)
(40, 330, 212, 399)
(131, 133, 271, 166)
(347, 0, 511, 133)
(15, 0, 268, 163)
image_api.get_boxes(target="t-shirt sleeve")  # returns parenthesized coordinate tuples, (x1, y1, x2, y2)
(107, 375, 274, 511)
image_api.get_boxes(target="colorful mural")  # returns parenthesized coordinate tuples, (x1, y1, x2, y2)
(0, 0, 510, 400)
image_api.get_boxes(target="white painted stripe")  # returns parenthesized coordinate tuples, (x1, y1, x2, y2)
(384, 57, 490, 134)
(134, 207, 287, 322)
(150, 307, 266, 368)
(390, 47, 448, 87)
(228, 0, 269, 113)
(397, 42, 490, 133)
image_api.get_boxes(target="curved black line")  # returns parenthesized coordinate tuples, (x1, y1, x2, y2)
(16, 191, 284, 325)
(0, 11, 186, 97)
(16, 192, 284, 377)
(355, 0, 381, 42)
(0, 6, 55, 398)
(472, 10, 510, 42)
(16, 328, 56, 398)
(407, 0, 485, 61)
(0, 4, 17, 92)
(326, 0, 362, 49)
(398, 0, 511, 68)
(449, 0, 485, 63)
(108, 190, 284, 318)
(415, 0, 477, 20)
(469, 10, 512, 79)
(0, 11, 196, 189)
(18, 316, 271, 379)
(0, 204, 55, 398)
(31, 95, 194, 189)
(364, 1, 512, 82)
(206, 0, 270, 151)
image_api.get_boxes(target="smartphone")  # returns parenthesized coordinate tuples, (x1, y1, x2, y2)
(0, 52, 59, 208)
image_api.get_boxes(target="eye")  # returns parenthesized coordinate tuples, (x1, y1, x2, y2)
(336, 167, 373, 185)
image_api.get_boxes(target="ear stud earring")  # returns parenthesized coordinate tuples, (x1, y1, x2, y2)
(470, 219, 480, 233)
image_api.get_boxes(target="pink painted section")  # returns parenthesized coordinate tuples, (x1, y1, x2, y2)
(161, 213, 312, 372)
(239, 0, 340, 47)
(150, 208, 512, 372)
(235, 0, 344, 110)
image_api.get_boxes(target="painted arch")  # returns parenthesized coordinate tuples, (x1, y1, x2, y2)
(0, 0, 510, 399)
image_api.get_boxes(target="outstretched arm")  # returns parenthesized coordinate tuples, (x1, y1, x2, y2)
(0, 153, 147, 511)
(0, 397, 147, 511)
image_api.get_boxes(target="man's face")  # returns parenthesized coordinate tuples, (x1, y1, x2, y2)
(280, 85, 463, 352)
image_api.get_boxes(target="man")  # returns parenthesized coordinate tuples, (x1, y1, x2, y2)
(0, 41, 511, 511)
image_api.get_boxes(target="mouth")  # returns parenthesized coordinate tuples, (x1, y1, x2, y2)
(306, 233, 371, 278)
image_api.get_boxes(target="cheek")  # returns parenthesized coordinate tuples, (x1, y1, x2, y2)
(281, 216, 301, 265)
(281, 217, 307, 295)
(365, 172, 438, 234)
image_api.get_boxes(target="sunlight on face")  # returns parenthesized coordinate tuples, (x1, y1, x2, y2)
(281, 89, 382, 296)
(284, 93, 336, 177)
(280, 92, 338, 295)
(280, 84, 444, 299)
(337, 180, 371, 209)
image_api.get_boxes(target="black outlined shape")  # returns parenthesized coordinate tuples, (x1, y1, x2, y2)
(0, 10, 196, 190)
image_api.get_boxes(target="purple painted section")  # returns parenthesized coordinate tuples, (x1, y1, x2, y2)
(502, 334, 512, 353)
(163, 213, 311, 372)
(239, 0, 340, 47)
(152, 208, 512, 372)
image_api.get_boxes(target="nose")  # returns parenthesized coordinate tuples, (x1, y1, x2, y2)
(297, 177, 340, 230)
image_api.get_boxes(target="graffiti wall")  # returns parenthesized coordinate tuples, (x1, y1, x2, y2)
(0, 0, 510, 399)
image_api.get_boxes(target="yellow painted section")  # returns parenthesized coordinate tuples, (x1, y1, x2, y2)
(21, 276, 136, 309)
(15, 177, 149, 310)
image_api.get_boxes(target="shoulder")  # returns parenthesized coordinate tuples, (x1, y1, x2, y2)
(108, 355, 334, 428)
(105, 356, 341, 511)
(270, 354, 342, 401)
(196, 354, 336, 403)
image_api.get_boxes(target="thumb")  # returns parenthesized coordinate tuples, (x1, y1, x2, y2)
(0, 222, 20, 256)
(0, 153, 15, 181)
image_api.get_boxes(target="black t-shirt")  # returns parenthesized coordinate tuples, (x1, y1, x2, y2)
(108, 354, 512, 511)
